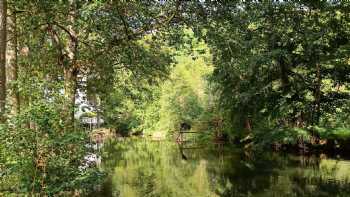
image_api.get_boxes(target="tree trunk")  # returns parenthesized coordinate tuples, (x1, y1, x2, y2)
(245, 118, 252, 132)
(63, 67, 78, 130)
(0, 0, 7, 123)
(279, 55, 290, 91)
(6, 9, 19, 115)
(63, 0, 78, 131)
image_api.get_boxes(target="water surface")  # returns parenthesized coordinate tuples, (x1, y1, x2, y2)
(91, 139, 350, 197)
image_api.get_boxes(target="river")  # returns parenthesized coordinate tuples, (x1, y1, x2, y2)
(89, 138, 350, 197)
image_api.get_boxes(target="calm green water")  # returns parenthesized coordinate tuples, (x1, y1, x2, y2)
(90, 139, 350, 197)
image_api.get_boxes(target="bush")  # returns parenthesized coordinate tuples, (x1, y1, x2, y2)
(253, 127, 311, 148)
(0, 101, 104, 196)
(314, 126, 350, 141)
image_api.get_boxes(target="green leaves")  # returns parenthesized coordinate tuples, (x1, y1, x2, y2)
(199, 1, 350, 131)
(1, 98, 103, 195)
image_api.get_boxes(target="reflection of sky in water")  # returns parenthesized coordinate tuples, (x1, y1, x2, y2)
(90, 139, 350, 197)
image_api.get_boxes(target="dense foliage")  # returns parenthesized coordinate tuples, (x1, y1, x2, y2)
(0, 0, 350, 195)
(183, 1, 350, 142)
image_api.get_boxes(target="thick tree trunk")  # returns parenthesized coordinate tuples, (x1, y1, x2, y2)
(63, 67, 78, 130)
(6, 9, 19, 115)
(0, 0, 7, 123)
(63, 0, 78, 130)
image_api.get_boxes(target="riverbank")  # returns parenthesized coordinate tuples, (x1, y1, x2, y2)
(235, 127, 350, 156)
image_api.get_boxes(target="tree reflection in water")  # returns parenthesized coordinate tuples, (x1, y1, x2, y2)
(89, 139, 350, 197)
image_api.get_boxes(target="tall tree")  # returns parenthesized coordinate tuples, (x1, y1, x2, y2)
(6, 4, 19, 115)
(0, 0, 6, 122)
(63, 0, 78, 130)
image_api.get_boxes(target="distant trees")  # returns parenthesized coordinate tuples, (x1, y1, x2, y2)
(137, 30, 215, 135)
